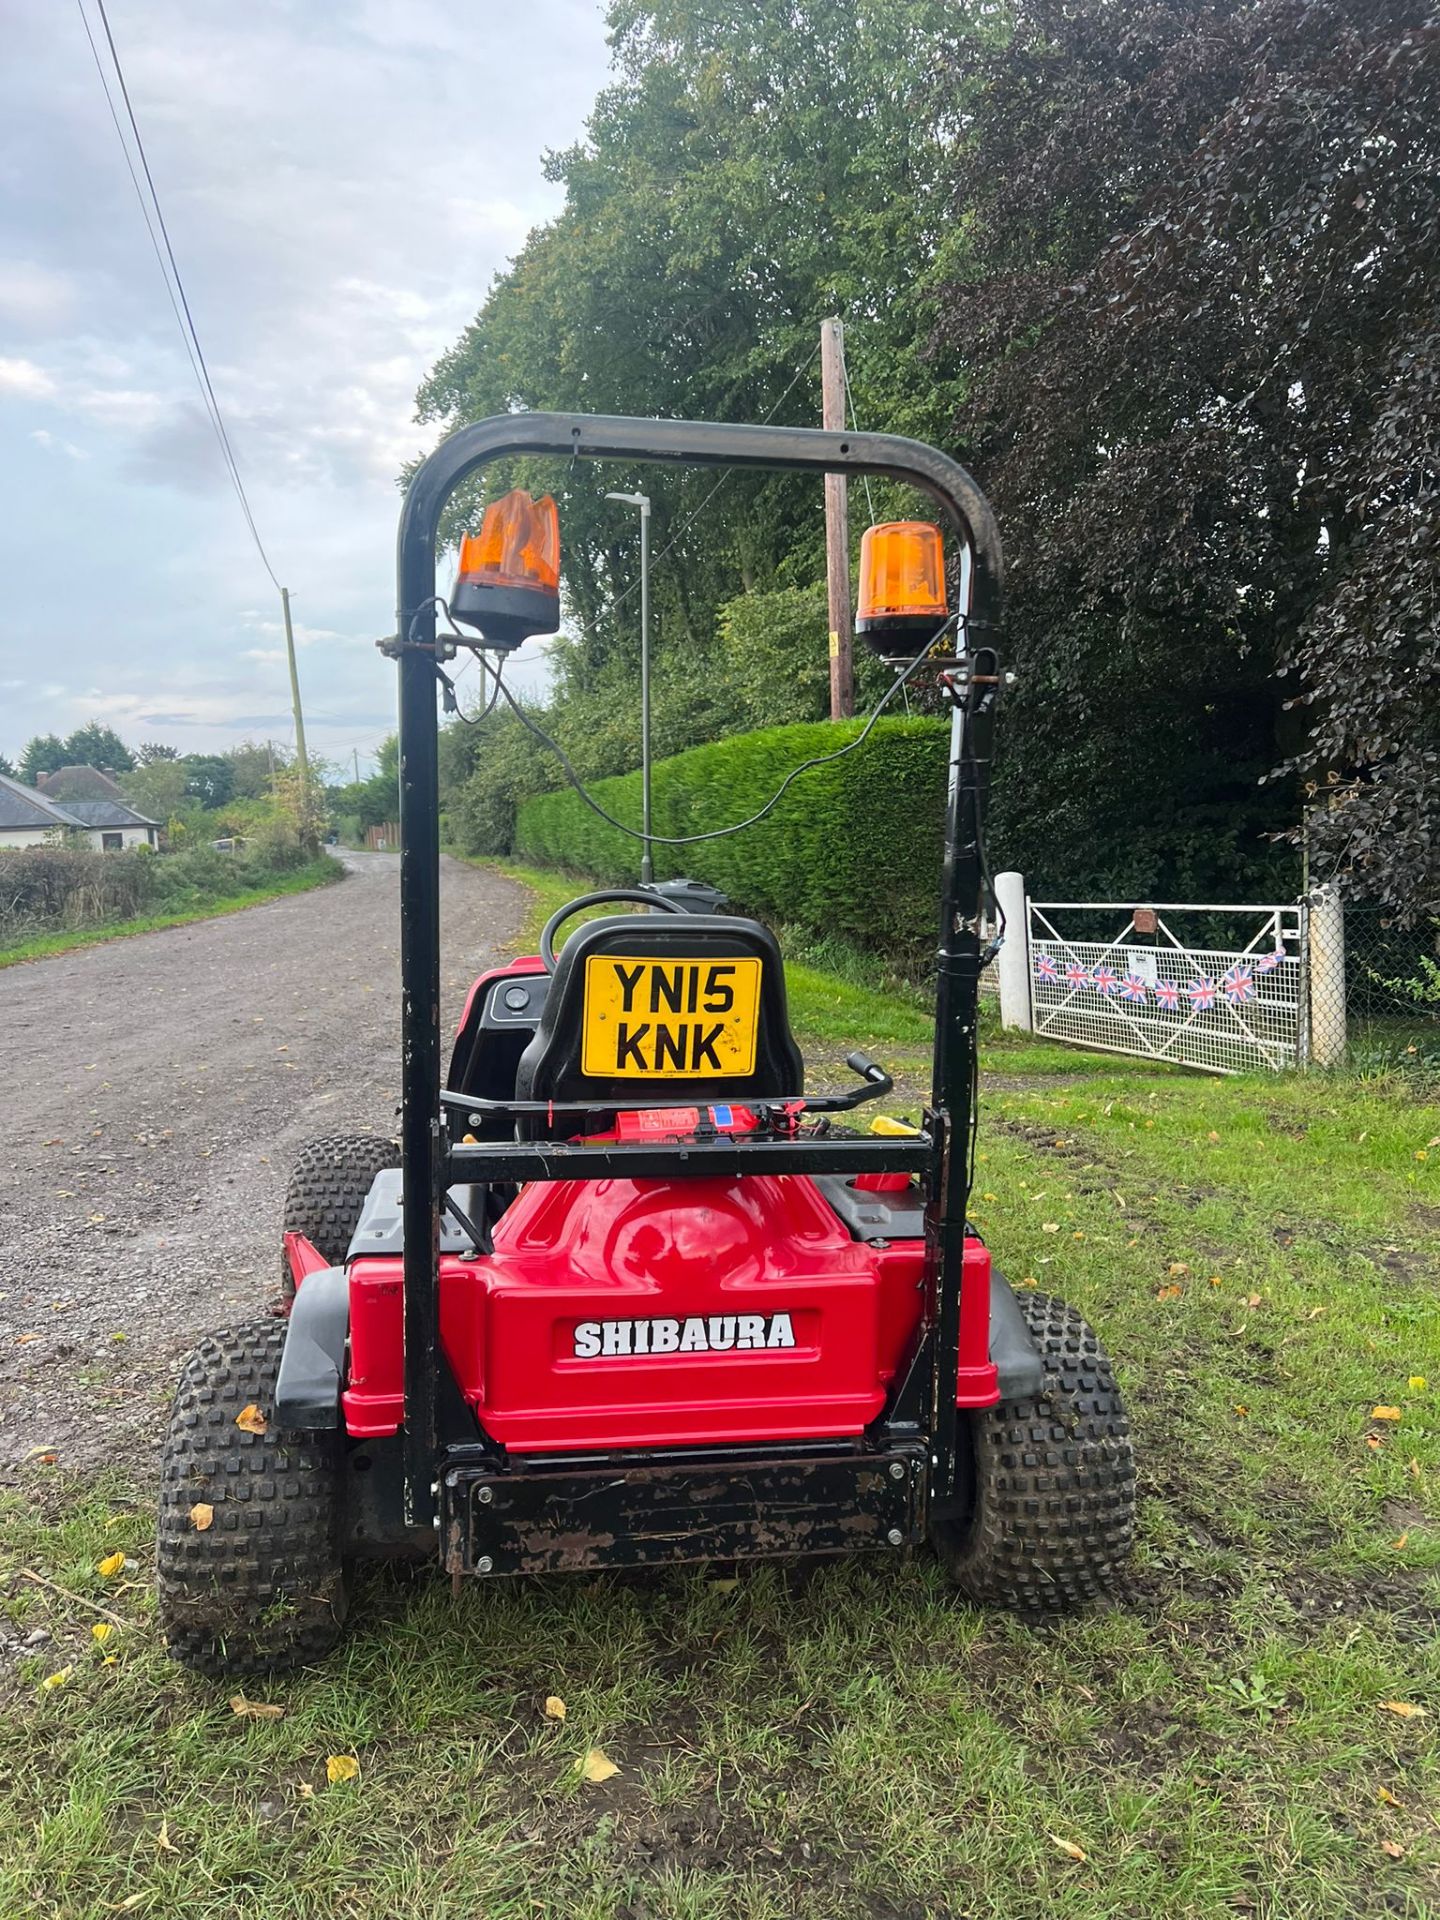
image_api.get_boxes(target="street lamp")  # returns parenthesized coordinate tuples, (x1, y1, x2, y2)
(605, 489, 653, 884)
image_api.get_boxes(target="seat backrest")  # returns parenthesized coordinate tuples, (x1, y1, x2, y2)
(514, 913, 804, 1118)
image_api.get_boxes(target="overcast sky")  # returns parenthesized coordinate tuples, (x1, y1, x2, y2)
(0, 0, 612, 774)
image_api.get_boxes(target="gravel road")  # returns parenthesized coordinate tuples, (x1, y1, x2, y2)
(0, 852, 525, 1482)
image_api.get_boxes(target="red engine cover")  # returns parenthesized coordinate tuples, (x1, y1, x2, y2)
(343, 1175, 996, 1448)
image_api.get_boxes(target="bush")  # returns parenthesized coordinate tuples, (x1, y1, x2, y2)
(516, 717, 948, 956)
(0, 846, 150, 940)
(0, 842, 338, 946)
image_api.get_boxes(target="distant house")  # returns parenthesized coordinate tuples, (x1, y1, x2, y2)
(0, 768, 159, 851)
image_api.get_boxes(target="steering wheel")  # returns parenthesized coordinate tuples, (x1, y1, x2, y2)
(539, 888, 688, 973)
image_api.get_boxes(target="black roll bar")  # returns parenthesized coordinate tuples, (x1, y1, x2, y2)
(395, 413, 1003, 1528)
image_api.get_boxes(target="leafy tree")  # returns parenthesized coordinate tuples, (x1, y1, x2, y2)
(224, 739, 286, 801)
(326, 734, 400, 838)
(416, 0, 975, 687)
(62, 722, 135, 772)
(182, 754, 235, 809)
(19, 734, 67, 784)
(122, 759, 190, 823)
(0, 753, 14, 778)
(136, 741, 179, 764)
(929, 0, 1440, 910)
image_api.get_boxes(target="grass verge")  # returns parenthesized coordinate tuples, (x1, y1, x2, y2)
(2, 860, 1436, 1918)
(0, 857, 343, 969)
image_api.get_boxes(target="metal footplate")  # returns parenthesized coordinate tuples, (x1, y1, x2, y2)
(440, 1444, 928, 1577)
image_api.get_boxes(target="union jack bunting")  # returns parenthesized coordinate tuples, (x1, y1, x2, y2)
(1119, 973, 1149, 1004)
(1187, 975, 1217, 1011)
(1091, 964, 1119, 997)
(1154, 979, 1180, 1011)
(1064, 960, 1090, 990)
(1222, 962, 1256, 1005)
(1035, 953, 1058, 983)
(1254, 946, 1285, 974)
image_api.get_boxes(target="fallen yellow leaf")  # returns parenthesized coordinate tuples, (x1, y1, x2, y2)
(156, 1819, 178, 1855)
(1156, 1284, 1183, 1302)
(580, 1748, 619, 1783)
(112, 1897, 147, 1913)
(235, 1404, 268, 1436)
(1049, 1834, 1088, 1863)
(1377, 1785, 1405, 1807)
(1371, 1407, 1403, 1423)
(40, 1667, 72, 1691)
(1408, 1376, 1427, 1392)
(189, 1503, 214, 1532)
(97, 1552, 126, 1579)
(1392, 1533, 1408, 1551)
(1041, 1222, 1060, 1234)
(1208, 1275, 1223, 1288)
(296, 1781, 315, 1800)
(544, 1695, 567, 1721)
(1167, 1262, 1189, 1277)
(326, 1754, 360, 1784)
(1381, 1839, 1405, 1859)
(229, 1695, 285, 1721)
(91, 1622, 114, 1644)
(1245, 1293, 1263, 1308)
(1379, 1701, 1426, 1719)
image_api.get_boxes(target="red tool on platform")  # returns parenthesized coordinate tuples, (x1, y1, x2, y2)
(156, 416, 1135, 1675)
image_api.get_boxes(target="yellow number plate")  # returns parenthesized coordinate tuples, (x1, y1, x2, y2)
(581, 955, 762, 1079)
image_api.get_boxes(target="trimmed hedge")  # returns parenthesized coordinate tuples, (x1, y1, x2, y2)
(515, 717, 949, 954)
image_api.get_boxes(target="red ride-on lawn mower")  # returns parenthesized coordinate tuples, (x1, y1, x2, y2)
(156, 414, 1135, 1674)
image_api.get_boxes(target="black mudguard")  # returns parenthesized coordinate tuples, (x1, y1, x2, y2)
(274, 1266, 349, 1430)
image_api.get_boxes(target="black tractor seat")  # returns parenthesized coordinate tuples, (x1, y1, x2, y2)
(514, 913, 804, 1136)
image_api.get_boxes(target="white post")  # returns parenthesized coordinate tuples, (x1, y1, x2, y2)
(994, 871, 1032, 1031)
(1307, 883, 1347, 1066)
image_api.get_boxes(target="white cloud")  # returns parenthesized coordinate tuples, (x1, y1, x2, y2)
(0, 356, 56, 399)
(0, 260, 78, 327)
(0, 0, 613, 759)
(30, 427, 88, 460)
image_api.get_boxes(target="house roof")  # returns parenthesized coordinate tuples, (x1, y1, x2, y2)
(60, 799, 158, 829)
(37, 765, 128, 803)
(0, 771, 156, 834)
(0, 771, 73, 831)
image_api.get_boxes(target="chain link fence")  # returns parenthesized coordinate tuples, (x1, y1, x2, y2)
(1307, 890, 1440, 1073)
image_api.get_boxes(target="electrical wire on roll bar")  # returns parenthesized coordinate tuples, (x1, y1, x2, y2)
(439, 608, 958, 851)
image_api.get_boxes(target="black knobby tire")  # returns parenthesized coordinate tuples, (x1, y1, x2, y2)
(932, 1290, 1136, 1610)
(156, 1319, 350, 1676)
(280, 1133, 395, 1293)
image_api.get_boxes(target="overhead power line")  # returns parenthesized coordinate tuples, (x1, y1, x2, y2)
(75, 0, 282, 595)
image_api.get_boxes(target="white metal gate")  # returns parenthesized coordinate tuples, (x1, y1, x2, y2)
(1026, 900, 1308, 1073)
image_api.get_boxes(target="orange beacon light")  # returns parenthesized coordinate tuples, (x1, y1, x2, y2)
(451, 489, 561, 650)
(855, 520, 948, 656)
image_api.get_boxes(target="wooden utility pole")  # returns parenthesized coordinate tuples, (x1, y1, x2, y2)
(353, 747, 361, 782)
(280, 586, 310, 783)
(820, 317, 854, 719)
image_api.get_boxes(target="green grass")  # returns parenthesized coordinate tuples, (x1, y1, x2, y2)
(4, 863, 1437, 1918)
(0, 858, 343, 968)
